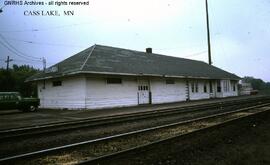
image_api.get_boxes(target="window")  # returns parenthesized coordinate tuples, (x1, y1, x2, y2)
(138, 85, 149, 91)
(223, 80, 230, 92)
(191, 82, 195, 93)
(231, 81, 236, 91)
(52, 81, 62, 87)
(209, 81, 213, 93)
(204, 83, 207, 93)
(166, 79, 175, 84)
(217, 80, 221, 92)
(107, 78, 122, 84)
(191, 81, 199, 93)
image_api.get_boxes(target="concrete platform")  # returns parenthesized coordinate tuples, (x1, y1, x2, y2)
(0, 95, 265, 130)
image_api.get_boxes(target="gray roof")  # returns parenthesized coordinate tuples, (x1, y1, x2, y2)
(27, 44, 240, 81)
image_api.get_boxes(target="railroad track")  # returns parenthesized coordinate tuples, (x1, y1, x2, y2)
(83, 104, 270, 165)
(0, 96, 269, 141)
(0, 99, 270, 165)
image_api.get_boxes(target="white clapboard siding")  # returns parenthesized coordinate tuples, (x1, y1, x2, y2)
(151, 78, 187, 104)
(37, 76, 86, 109)
(189, 81, 210, 100)
(214, 80, 238, 98)
(85, 77, 138, 109)
(37, 75, 239, 110)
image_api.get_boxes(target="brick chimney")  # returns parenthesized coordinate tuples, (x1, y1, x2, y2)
(146, 48, 152, 54)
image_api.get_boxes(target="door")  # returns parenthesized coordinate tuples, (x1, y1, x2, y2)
(209, 81, 216, 98)
(138, 79, 150, 104)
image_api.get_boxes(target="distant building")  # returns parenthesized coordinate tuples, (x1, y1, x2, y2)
(27, 45, 240, 110)
(239, 82, 254, 95)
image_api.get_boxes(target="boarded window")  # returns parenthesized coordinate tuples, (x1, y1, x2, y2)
(166, 79, 175, 84)
(52, 81, 62, 87)
(107, 78, 122, 84)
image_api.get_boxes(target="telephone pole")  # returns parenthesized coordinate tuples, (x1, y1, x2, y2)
(5, 56, 13, 71)
(205, 0, 212, 65)
(42, 57, 46, 72)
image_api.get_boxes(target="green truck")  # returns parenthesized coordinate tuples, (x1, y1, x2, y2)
(0, 92, 40, 112)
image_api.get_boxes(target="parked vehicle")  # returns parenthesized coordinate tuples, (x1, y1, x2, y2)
(0, 92, 40, 112)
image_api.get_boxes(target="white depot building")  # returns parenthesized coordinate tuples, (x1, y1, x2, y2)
(27, 45, 240, 110)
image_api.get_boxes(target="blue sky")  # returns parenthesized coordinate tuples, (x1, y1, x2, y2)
(0, 0, 269, 82)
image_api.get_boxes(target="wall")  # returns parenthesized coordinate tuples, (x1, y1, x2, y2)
(85, 76, 138, 109)
(151, 78, 187, 104)
(216, 80, 238, 97)
(37, 75, 239, 110)
(189, 80, 210, 100)
(37, 76, 86, 109)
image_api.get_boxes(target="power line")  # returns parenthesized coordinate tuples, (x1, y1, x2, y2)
(0, 40, 41, 62)
(4, 37, 86, 48)
(0, 58, 52, 66)
(0, 34, 42, 60)
(0, 22, 92, 33)
(183, 50, 207, 58)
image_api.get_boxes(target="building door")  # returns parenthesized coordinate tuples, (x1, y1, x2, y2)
(209, 81, 216, 98)
(138, 79, 150, 104)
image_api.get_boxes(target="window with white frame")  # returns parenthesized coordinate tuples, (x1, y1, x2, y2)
(191, 81, 199, 93)
(231, 81, 236, 91)
(223, 80, 230, 92)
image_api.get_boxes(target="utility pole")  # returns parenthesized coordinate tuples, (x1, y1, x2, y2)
(5, 56, 13, 71)
(42, 57, 46, 72)
(205, 0, 212, 65)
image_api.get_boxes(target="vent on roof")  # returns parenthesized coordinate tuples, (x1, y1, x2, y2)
(146, 48, 152, 54)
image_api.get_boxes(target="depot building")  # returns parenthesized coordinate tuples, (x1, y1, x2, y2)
(27, 45, 240, 110)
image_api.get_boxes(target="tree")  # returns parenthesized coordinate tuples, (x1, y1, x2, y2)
(242, 76, 270, 94)
(0, 64, 40, 97)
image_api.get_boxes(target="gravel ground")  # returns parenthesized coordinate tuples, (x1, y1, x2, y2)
(98, 106, 270, 165)
(0, 95, 262, 130)
(8, 106, 269, 165)
(0, 106, 226, 158)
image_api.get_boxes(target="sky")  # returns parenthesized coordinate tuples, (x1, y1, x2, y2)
(0, 0, 269, 82)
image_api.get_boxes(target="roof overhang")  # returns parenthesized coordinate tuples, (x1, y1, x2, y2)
(26, 71, 241, 82)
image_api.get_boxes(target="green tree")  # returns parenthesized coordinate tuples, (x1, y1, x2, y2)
(242, 76, 270, 94)
(0, 64, 40, 97)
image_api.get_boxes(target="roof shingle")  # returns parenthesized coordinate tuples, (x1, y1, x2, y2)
(27, 44, 240, 81)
